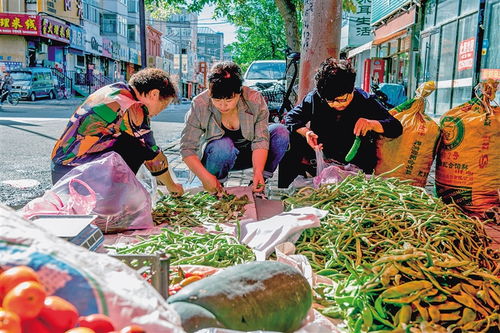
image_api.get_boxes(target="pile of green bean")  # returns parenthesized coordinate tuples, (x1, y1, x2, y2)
(284, 174, 499, 274)
(316, 247, 499, 332)
(108, 227, 255, 267)
(153, 191, 249, 227)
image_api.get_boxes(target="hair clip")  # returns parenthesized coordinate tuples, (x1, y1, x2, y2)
(224, 72, 231, 79)
(164, 79, 169, 86)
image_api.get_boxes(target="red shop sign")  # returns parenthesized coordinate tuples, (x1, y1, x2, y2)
(0, 13, 40, 36)
(40, 17, 70, 43)
(458, 37, 475, 71)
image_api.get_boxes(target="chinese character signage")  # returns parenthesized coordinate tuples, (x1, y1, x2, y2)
(40, 17, 70, 43)
(38, 0, 82, 24)
(70, 24, 85, 50)
(458, 37, 475, 71)
(0, 13, 40, 36)
(346, 0, 372, 48)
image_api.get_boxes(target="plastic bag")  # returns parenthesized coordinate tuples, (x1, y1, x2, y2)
(21, 178, 96, 220)
(47, 152, 153, 233)
(136, 164, 158, 206)
(435, 80, 500, 218)
(314, 163, 365, 188)
(1, 204, 184, 332)
(375, 81, 440, 187)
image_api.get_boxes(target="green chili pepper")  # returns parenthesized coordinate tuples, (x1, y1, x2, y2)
(345, 136, 361, 162)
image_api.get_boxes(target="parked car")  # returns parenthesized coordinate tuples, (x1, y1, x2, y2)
(243, 60, 286, 87)
(180, 97, 191, 104)
(10, 67, 56, 101)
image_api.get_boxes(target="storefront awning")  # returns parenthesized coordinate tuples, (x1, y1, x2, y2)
(348, 41, 372, 58)
(372, 29, 408, 45)
(68, 48, 84, 55)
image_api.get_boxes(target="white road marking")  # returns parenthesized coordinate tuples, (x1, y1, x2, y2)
(2, 179, 41, 188)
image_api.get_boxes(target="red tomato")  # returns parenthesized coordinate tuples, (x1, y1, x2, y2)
(2, 281, 46, 319)
(66, 328, 96, 333)
(21, 318, 52, 333)
(0, 307, 21, 333)
(120, 325, 146, 333)
(0, 266, 40, 300)
(39, 295, 79, 331)
(77, 314, 115, 333)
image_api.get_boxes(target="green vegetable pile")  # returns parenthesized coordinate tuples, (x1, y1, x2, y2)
(153, 191, 250, 227)
(108, 227, 255, 267)
(285, 174, 498, 273)
(284, 174, 499, 332)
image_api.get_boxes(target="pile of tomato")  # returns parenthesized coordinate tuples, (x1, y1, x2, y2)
(0, 266, 145, 333)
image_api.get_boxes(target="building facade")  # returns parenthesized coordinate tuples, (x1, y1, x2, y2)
(197, 27, 223, 66)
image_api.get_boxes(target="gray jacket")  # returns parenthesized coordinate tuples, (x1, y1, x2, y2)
(180, 86, 270, 159)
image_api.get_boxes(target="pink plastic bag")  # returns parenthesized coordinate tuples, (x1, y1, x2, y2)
(21, 179, 96, 220)
(24, 152, 154, 233)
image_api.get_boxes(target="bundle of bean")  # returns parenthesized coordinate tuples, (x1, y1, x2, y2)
(107, 227, 256, 267)
(153, 191, 249, 227)
(284, 174, 499, 273)
(319, 247, 499, 332)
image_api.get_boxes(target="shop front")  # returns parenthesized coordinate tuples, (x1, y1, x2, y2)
(372, 7, 416, 95)
(417, 0, 480, 115)
(481, 0, 500, 103)
(37, 15, 70, 70)
(0, 13, 40, 69)
(67, 24, 85, 73)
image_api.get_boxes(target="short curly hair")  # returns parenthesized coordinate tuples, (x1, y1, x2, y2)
(208, 61, 243, 99)
(129, 68, 177, 100)
(315, 58, 356, 101)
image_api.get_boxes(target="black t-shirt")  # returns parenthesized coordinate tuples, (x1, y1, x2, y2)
(221, 123, 251, 149)
(284, 88, 403, 172)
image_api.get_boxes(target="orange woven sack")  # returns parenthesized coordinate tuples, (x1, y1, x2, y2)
(435, 79, 499, 218)
(375, 81, 440, 187)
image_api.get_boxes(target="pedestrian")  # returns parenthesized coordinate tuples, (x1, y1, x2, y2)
(0, 72, 13, 105)
(51, 68, 184, 196)
(180, 61, 290, 193)
(279, 57, 403, 187)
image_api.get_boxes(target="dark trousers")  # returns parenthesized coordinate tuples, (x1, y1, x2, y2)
(278, 132, 317, 188)
(51, 133, 157, 184)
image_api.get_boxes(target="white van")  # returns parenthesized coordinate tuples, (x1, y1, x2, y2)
(243, 60, 286, 87)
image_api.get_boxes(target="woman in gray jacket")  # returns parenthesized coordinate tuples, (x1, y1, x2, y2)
(180, 62, 289, 193)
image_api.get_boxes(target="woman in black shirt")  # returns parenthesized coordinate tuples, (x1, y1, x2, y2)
(280, 58, 403, 187)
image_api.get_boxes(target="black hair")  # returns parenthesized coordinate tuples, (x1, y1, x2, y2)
(208, 61, 243, 99)
(129, 68, 177, 99)
(314, 58, 356, 101)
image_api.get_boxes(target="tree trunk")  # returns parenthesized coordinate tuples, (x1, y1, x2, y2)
(298, 0, 342, 101)
(274, 0, 300, 52)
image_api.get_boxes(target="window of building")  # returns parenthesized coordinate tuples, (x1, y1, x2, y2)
(435, 21, 458, 112)
(77, 55, 85, 67)
(424, 0, 437, 30)
(128, 0, 138, 13)
(128, 24, 137, 42)
(481, 0, 500, 104)
(118, 15, 127, 37)
(436, 0, 459, 25)
(452, 13, 477, 106)
(102, 14, 117, 34)
(460, 0, 478, 15)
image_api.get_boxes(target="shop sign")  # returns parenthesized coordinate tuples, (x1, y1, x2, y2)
(0, 61, 23, 72)
(481, 69, 500, 80)
(89, 36, 102, 54)
(457, 37, 475, 71)
(40, 17, 70, 43)
(69, 24, 85, 50)
(0, 13, 40, 36)
(112, 41, 121, 59)
(38, 0, 82, 24)
(102, 38, 112, 58)
(129, 49, 139, 65)
(346, 0, 372, 47)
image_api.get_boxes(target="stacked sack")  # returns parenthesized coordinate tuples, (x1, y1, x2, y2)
(375, 81, 440, 187)
(435, 79, 499, 219)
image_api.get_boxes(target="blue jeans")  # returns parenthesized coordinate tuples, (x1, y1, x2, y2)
(202, 123, 290, 182)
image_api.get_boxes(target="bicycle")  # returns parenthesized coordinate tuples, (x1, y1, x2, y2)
(0, 89, 20, 106)
(275, 49, 300, 123)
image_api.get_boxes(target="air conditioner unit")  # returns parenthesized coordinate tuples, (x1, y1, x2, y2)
(39, 44, 48, 54)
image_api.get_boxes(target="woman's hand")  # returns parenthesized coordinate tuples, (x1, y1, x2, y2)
(305, 130, 323, 151)
(252, 173, 265, 193)
(167, 183, 184, 197)
(201, 174, 223, 194)
(354, 118, 384, 136)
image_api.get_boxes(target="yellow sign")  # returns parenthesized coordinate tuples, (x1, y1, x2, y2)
(37, 0, 83, 25)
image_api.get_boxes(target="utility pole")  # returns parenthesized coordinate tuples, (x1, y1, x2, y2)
(138, 0, 147, 69)
(297, 0, 342, 101)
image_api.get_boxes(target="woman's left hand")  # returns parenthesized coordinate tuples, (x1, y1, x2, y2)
(252, 173, 265, 193)
(354, 118, 383, 136)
